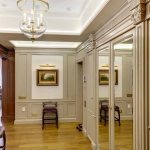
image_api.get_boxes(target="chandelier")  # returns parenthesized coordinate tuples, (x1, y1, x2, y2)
(17, 0, 49, 41)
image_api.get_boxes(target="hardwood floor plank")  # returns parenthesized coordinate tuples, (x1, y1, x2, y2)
(3, 120, 133, 150)
(4, 122, 91, 150)
(99, 120, 133, 150)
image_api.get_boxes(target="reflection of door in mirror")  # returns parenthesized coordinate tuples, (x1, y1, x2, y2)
(114, 37, 133, 150)
(76, 61, 83, 131)
(99, 47, 110, 150)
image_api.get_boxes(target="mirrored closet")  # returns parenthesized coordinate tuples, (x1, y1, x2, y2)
(98, 32, 134, 150)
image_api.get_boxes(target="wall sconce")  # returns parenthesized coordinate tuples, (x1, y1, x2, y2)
(39, 64, 55, 68)
(101, 64, 118, 68)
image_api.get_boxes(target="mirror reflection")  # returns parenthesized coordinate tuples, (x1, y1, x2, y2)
(99, 48, 110, 150)
(98, 37, 133, 150)
(114, 37, 133, 150)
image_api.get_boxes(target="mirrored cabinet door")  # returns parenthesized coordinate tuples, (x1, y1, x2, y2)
(113, 36, 133, 150)
(98, 44, 110, 150)
(97, 31, 134, 150)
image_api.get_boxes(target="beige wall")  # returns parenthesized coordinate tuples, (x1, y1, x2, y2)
(15, 48, 76, 124)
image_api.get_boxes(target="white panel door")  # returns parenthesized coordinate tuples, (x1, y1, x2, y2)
(86, 51, 97, 145)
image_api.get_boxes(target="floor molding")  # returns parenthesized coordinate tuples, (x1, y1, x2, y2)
(14, 118, 77, 124)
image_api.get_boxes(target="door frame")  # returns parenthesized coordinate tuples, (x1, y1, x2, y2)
(76, 58, 87, 134)
(76, 60, 84, 123)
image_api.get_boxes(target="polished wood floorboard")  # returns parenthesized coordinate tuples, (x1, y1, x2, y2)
(3, 120, 133, 150)
(4, 122, 91, 150)
(99, 120, 133, 150)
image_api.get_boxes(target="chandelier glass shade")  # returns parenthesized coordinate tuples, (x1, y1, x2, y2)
(17, 0, 49, 41)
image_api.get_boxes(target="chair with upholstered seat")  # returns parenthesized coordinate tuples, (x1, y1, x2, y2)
(42, 102, 58, 129)
(99, 100, 121, 126)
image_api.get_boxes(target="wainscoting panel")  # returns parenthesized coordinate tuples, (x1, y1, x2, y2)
(67, 102, 76, 118)
(15, 54, 27, 101)
(15, 101, 76, 123)
(28, 103, 42, 119)
(15, 103, 28, 119)
(67, 55, 76, 100)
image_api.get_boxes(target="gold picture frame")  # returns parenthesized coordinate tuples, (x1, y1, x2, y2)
(37, 69, 58, 86)
(99, 69, 118, 85)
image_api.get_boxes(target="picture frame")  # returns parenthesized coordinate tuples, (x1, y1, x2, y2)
(37, 69, 58, 86)
(99, 69, 118, 85)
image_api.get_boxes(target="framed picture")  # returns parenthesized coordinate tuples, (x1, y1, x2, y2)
(99, 69, 118, 85)
(37, 69, 58, 86)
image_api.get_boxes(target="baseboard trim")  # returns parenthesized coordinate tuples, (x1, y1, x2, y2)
(121, 116, 133, 120)
(87, 135, 97, 150)
(83, 127, 87, 136)
(14, 119, 41, 124)
(14, 118, 76, 124)
(59, 118, 77, 122)
(91, 141, 97, 150)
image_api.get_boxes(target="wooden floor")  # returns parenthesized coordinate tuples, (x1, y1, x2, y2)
(4, 122, 91, 150)
(99, 120, 133, 150)
(3, 121, 133, 150)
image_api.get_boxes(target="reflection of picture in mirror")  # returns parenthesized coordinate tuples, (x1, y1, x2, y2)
(100, 74, 109, 82)
(41, 73, 55, 81)
(37, 69, 58, 86)
(99, 69, 118, 85)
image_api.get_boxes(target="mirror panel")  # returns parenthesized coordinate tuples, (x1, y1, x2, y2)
(113, 37, 133, 150)
(99, 47, 110, 150)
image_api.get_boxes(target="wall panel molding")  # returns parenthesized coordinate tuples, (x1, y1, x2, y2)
(134, 22, 145, 150)
(131, 3, 146, 24)
(15, 49, 76, 123)
(95, 4, 134, 48)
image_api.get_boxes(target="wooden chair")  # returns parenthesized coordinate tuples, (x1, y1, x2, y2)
(42, 102, 58, 129)
(99, 100, 121, 126)
(0, 126, 6, 150)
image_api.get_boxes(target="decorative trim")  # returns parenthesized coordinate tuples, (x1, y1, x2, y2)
(146, 1, 150, 19)
(87, 135, 97, 150)
(86, 34, 96, 53)
(131, 3, 146, 25)
(95, 5, 133, 48)
(121, 116, 133, 120)
(14, 118, 77, 124)
(82, 128, 87, 136)
(91, 141, 97, 150)
(15, 48, 76, 54)
(16, 100, 76, 103)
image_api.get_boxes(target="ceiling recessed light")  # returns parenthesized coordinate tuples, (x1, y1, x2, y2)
(66, 7, 71, 11)
(1, 3, 6, 7)
(10, 41, 81, 49)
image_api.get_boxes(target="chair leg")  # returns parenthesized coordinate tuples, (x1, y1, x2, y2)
(100, 108, 102, 122)
(42, 112, 44, 129)
(3, 130, 6, 150)
(104, 110, 107, 126)
(118, 110, 121, 126)
(56, 111, 58, 128)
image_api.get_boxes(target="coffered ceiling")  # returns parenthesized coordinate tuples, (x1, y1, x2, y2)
(0, 0, 128, 48)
